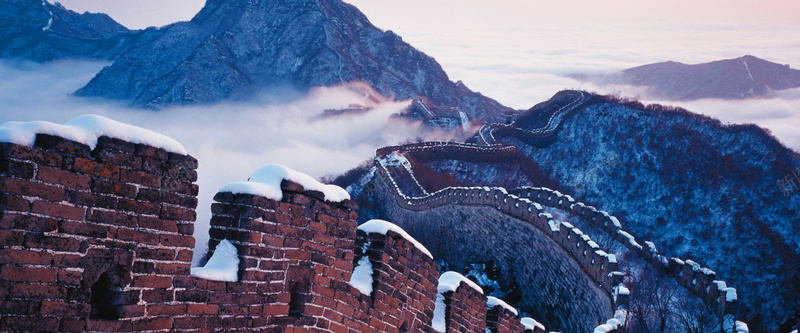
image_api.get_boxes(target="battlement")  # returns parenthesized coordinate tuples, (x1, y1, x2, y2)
(510, 186, 739, 319)
(0, 117, 543, 332)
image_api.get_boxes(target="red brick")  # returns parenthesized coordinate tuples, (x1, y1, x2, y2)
(37, 166, 91, 190)
(24, 234, 82, 252)
(94, 149, 142, 168)
(121, 169, 162, 188)
(89, 209, 137, 227)
(86, 319, 130, 332)
(72, 157, 119, 179)
(52, 253, 81, 267)
(1, 316, 59, 331)
(0, 193, 30, 212)
(0, 265, 56, 283)
(9, 284, 66, 298)
(160, 233, 195, 248)
(117, 198, 161, 215)
(188, 304, 219, 315)
(177, 222, 194, 235)
(161, 205, 196, 221)
(30, 201, 85, 221)
(117, 228, 159, 245)
(173, 317, 207, 329)
(175, 289, 209, 303)
(0, 142, 62, 166)
(0, 177, 66, 201)
(147, 304, 187, 316)
(68, 191, 118, 209)
(309, 221, 327, 233)
(34, 134, 90, 156)
(154, 262, 190, 275)
(263, 304, 289, 316)
(142, 289, 174, 302)
(0, 159, 35, 179)
(162, 179, 199, 196)
(40, 300, 89, 317)
(118, 304, 146, 318)
(92, 179, 137, 198)
(59, 318, 86, 332)
(176, 249, 193, 263)
(57, 270, 82, 286)
(138, 216, 178, 232)
(58, 220, 108, 238)
(0, 249, 52, 265)
(132, 275, 173, 288)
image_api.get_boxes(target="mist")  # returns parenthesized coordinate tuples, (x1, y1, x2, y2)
(0, 59, 444, 264)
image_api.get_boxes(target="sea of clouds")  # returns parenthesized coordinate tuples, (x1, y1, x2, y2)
(0, 59, 450, 263)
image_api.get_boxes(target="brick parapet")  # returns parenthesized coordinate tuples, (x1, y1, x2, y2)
(0, 135, 197, 332)
(441, 282, 487, 333)
(0, 132, 563, 332)
(486, 304, 524, 333)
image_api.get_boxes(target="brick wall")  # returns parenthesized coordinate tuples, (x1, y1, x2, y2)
(0, 135, 197, 332)
(0, 133, 539, 332)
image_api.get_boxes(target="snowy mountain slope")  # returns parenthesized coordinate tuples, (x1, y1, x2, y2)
(0, 0, 162, 61)
(500, 94, 800, 332)
(72, 0, 511, 122)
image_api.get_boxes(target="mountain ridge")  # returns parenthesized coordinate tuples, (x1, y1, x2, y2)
(573, 55, 800, 100)
(0, 0, 163, 61)
(71, 0, 512, 123)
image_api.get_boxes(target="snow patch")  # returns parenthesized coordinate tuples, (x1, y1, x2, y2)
(358, 219, 432, 258)
(432, 293, 447, 332)
(486, 296, 518, 316)
(520, 318, 545, 331)
(593, 324, 615, 333)
(433, 271, 484, 332)
(614, 309, 628, 325)
(458, 110, 470, 132)
(438, 271, 483, 294)
(190, 239, 239, 282)
(0, 114, 187, 154)
(725, 287, 737, 301)
(349, 255, 373, 295)
(735, 321, 749, 333)
(219, 164, 350, 202)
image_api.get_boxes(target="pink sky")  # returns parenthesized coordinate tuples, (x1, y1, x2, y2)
(55, 0, 800, 30)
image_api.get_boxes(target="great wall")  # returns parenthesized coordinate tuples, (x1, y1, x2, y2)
(0, 114, 761, 333)
(0, 117, 575, 332)
(368, 140, 744, 332)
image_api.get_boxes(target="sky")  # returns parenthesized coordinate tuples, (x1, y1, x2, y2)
(4, 0, 800, 261)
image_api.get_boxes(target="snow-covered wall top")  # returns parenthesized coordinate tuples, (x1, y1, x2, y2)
(358, 219, 432, 258)
(0, 114, 187, 154)
(218, 164, 350, 202)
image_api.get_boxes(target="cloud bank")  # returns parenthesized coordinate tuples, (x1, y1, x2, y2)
(0, 59, 444, 264)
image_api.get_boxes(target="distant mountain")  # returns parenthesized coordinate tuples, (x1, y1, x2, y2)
(576, 55, 800, 100)
(0, 0, 162, 61)
(71, 0, 511, 123)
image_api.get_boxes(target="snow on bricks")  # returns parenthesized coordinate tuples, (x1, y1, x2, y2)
(0, 120, 532, 332)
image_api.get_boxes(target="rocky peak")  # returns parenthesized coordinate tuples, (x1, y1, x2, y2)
(71, 0, 511, 123)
